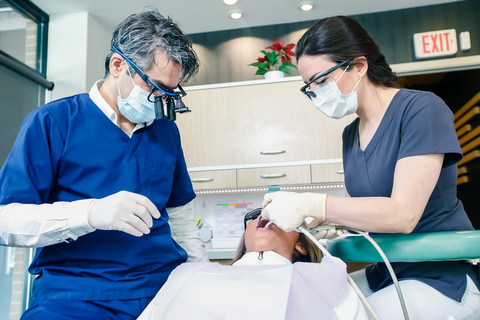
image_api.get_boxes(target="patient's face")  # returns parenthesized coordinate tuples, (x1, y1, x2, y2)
(244, 215, 301, 261)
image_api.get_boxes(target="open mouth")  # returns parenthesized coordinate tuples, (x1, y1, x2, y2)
(257, 216, 272, 229)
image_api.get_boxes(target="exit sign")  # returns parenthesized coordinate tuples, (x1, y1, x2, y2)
(413, 29, 458, 59)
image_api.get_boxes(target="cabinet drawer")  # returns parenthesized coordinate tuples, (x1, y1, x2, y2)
(189, 170, 236, 190)
(237, 165, 311, 187)
(311, 163, 344, 183)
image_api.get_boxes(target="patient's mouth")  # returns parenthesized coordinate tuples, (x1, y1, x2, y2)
(257, 216, 272, 229)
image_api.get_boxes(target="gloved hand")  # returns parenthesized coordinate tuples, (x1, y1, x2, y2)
(261, 191, 327, 232)
(306, 219, 346, 240)
(87, 191, 160, 237)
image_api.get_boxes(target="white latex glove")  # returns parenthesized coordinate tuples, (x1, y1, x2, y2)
(88, 191, 160, 237)
(261, 191, 327, 232)
(306, 219, 346, 240)
(168, 202, 209, 262)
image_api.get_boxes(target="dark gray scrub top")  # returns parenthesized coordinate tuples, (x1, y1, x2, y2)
(342, 88, 479, 301)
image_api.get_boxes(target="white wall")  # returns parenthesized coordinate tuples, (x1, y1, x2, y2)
(86, 15, 110, 91)
(46, 12, 109, 101)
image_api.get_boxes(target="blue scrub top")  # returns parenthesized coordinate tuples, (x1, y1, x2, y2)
(342, 89, 479, 301)
(0, 94, 196, 302)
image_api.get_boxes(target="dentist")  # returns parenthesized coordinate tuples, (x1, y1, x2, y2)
(0, 9, 206, 319)
(262, 15, 480, 319)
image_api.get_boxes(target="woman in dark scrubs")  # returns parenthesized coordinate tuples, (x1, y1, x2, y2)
(261, 15, 480, 319)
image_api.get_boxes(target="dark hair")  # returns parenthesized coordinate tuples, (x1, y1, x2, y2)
(296, 16, 399, 88)
(105, 9, 199, 82)
(230, 232, 323, 264)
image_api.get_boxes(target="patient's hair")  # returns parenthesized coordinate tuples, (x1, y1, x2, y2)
(230, 232, 323, 264)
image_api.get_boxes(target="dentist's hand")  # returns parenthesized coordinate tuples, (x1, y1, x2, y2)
(261, 191, 327, 232)
(88, 191, 160, 237)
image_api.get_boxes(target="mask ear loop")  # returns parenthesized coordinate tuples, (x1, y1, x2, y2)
(337, 64, 362, 92)
(352, 76, 362, 91)
(115, 77, 123, 99)
(116, 61, 136, 100)
(335, 64, 350, 83)
(125, 63, 135, 85)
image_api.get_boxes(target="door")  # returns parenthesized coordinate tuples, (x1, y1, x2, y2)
(0, 247, 14, 319)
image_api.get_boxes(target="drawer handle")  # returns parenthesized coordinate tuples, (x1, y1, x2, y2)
(191, 178, 214, 183)
(260, 150, 286, 155)
(336, 170, 344, 174)
(261, 173, 286, 179)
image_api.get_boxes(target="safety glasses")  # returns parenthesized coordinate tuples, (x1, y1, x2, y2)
(112, 45, 190, 121)
(300, 59, 352, 99)
(243, 208, 262, 229)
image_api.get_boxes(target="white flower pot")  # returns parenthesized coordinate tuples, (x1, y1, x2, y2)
(264, 71, 285, 80)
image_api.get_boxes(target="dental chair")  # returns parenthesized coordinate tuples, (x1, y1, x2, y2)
(324, 229, 480, 320)
(326, 230, 480, 265)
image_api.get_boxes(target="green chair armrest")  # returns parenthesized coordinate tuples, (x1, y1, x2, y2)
(326, 230, 480, 263)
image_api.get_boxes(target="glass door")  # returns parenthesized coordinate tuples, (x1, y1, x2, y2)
(0, 1, 50, 319)
(0, 247, 14, 319)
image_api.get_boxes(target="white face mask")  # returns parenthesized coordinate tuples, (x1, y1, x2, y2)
(310, 68, 362, 119)
(116, 71, 156, 124)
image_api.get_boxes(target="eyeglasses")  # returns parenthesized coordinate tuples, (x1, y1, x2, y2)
(112, 45, 190, 121)
(300, 59, 352, 99)
(243, 208, 262, 229)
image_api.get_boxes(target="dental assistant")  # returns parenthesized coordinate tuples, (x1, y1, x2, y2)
(262, 16, 480, 319)
(0, 9, 207, 319)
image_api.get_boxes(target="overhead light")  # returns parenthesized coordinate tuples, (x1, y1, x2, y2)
(299, 1, 314, 11)
(229, 10, 243, 20)
(223, 0, 238, 5)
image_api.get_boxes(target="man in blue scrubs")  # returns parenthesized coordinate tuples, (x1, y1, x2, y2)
(0, 9, 207, 319)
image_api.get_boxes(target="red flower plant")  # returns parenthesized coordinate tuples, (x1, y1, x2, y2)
(249, 39, 297, 76)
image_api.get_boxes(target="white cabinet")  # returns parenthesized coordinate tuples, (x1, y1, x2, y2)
(177, 78, 354, 189)
(189, 170, 236, 190)
(311, 163, 344, 184)
(237, 165, 311, 187)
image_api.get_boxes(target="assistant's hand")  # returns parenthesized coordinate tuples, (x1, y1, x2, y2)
(88, 191, 160, 237)
(261, 191, 327, 232)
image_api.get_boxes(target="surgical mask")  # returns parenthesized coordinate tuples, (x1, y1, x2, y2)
(311, 68, 362, 119)
(116, 72, 156, 124)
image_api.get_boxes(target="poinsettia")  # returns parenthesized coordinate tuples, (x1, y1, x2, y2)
(249, 40, 297, 76)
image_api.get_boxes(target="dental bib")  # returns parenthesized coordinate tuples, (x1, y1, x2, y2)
(138, 253, 352, 320)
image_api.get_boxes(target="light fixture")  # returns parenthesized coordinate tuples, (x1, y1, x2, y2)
(299, 1, 314, 11)
(223, 0, 238, 5)
(195, 183, 345, 195)
(229, 10, 243, 20)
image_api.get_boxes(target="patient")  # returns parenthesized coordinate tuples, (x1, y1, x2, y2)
(137, 208, 368, 319)
(231, 207, 323, 264)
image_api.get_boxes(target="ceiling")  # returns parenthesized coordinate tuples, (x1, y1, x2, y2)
(30, 0, 462, 35)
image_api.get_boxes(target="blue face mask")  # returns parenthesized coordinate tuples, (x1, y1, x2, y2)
(116, 74, 157, 124)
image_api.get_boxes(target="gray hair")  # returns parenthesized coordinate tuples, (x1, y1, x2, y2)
(105, 9, 199, 82)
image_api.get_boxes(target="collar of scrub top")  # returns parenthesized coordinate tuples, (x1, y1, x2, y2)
(300, 58, 353, 99)
(111, 45, 189, 121)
